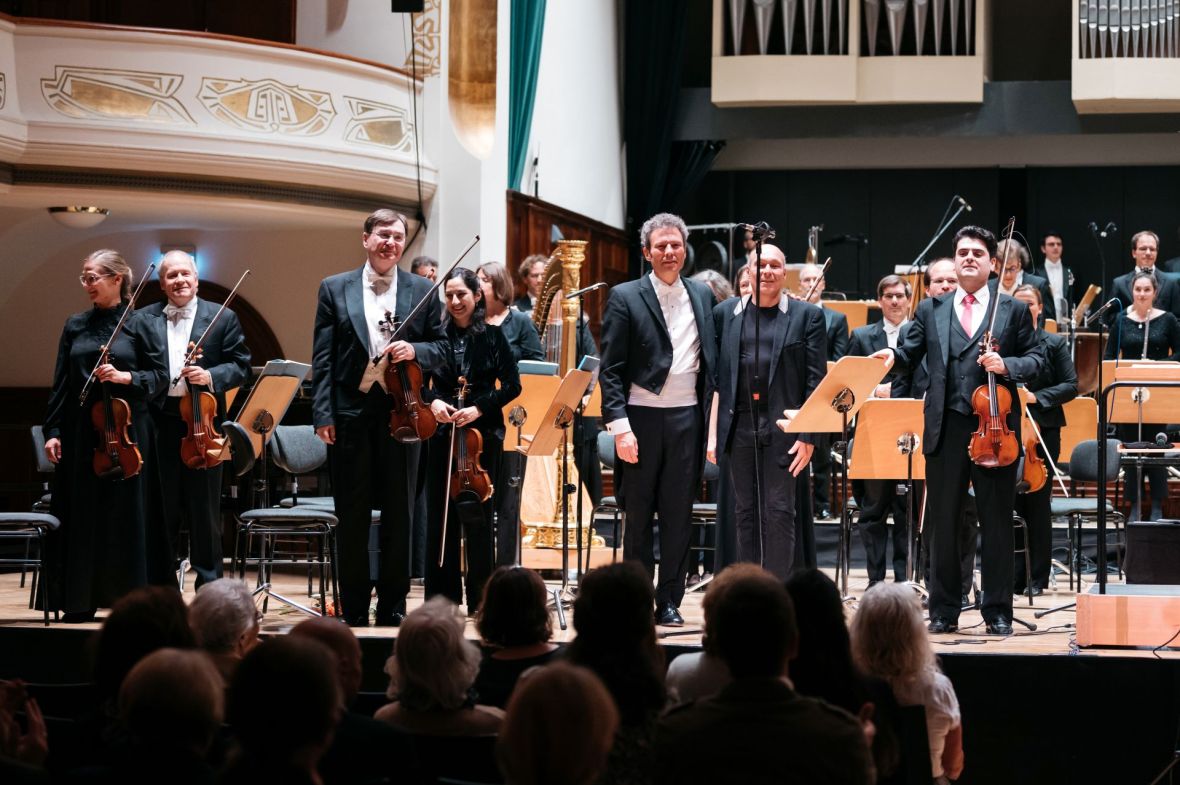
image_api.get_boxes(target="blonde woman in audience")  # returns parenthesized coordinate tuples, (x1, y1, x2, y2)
(851, 583, 964, 783)
(497, 662, 619, 785)
(375, 596, 504, 736)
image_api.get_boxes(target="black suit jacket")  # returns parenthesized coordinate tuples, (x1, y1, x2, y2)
(1111, 269, 1180, 319)
(1025, 329, 1078, 429)
(312, 267, 445, 427)
(892, 288, 1044, 455)
(599, 274, 717, 426)
(141, 298, 251, 418)
(1031, 262, 1074, 313)
(890, 321, 927, 399)
(712, 296, 827, 455)
(847, 320, 906, 392)
(1020, 272, 1057, 324)
(823, 307, 850, 360)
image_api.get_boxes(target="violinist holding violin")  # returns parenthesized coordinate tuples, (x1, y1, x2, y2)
(874, 226, 1044, 636)
(1011, 283, 1077, 596)
(142, 251, 250, 589)
(425, 268, 522, 610)
(43, 250, 168, 622)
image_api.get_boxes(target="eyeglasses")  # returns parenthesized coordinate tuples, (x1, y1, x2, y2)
(79, 273, 113, 286)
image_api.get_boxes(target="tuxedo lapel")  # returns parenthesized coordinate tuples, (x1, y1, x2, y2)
(345, 267, 370, 354)
(187, 298, 213, 347)
(936, 296, 952, 369)
(726, 309, 743, 403)
(637, 275, 669, 336)
(394, 269, 415, 324)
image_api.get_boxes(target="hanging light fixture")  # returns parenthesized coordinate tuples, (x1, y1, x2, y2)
(47, 206, 110, 229)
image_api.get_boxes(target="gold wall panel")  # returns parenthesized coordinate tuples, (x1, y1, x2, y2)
(41, 66, 194, 124)
(343, 96, 414, 152)
(404, 0, 442, 78)
(448, 0, 496, 160)
(198, 77, 335, 135)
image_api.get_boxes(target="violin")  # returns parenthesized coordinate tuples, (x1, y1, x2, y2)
(448, 377, 492, 502)
(967, 217, 1020, 469)
(83, 264, 155, 480)
(173, 270, 250, 470)
(178, 345, 228, 469)
(382, 312, 437, 443)
(1021, 433, 1048, 493)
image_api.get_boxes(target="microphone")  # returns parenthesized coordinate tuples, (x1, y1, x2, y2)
(955, 196, 973, 212)
(1088, 221, 1099, 234)
(565, 281, 608, 299)
(824, 234, 869, 247)
(1157, 432, 1170, 447)
(1104, 221, 1119, 235)
(739, 221, 777, 240)
(1084, 297, 1122, 327)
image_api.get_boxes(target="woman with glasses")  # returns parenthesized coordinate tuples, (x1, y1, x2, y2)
(42, 249, 167, 622)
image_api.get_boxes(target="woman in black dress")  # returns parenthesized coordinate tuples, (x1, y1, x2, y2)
(42, 250, 167, 621)
(425, 268, 522, 609)
(1103, 269, 1180, 521)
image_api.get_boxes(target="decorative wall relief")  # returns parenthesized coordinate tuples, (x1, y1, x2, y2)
(41, 66, 193, 124)
(198, 77, 335, 135)
(343, 96, 415, 153)
(404, 0, 442, 77)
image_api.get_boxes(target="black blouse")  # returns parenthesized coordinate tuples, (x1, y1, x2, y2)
(1104, 311, 1180, 361)
(426, 322, 523, 441)
(497, 308, 544, 362)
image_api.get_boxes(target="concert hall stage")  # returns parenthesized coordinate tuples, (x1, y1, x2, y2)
(1, 550, 1178, 785)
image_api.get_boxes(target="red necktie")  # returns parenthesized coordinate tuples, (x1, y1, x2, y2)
(960, 293, 975, 335)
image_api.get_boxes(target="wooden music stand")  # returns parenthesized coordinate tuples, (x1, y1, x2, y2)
(1104, 362, 1180, 432)
(822, 300, 881, 332)
(848, 399, 926, 592)
(781, 355, 890, 597)
(223, 360, 310, 482)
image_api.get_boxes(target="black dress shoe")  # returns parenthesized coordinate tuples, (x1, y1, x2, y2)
(375, 612, 406, 627)
(62, 610, 97, 624)
(343, 615, 370, 628)
(655, 602, 684, 627)
(927, 617, 958, 634)
(1028, 586, 1044, 597)
(986, 617, 1014, 635)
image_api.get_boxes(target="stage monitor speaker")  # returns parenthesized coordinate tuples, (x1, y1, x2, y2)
(1125, 520, 1180, 584)
(392, 0, 425, 11)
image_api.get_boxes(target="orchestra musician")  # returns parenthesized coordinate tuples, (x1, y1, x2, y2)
(43, 250, 168, 622)
(515, 254, 549, 314)
(1011, 284, 1077, 595)
(410, 255, 438, 282)
(600, 213, 717, 627)
(847, 275, 914, 588)
(1103, 269, 1180, 522)
(708, 244, 826, 581)
(142, 251, 251, 589)
(312, 209, 446, 627)
(995, 239, 1055, 325)
(874, 226, 1044, 636)
(1031, 231, 1073, 321)
(425, 268, 522, 609)
(1111, 231, 1180, 320)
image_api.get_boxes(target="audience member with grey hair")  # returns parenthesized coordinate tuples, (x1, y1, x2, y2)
(690, 269, 734, 304)
(188, 578, 260, 684)
(375, 596, 504, 736)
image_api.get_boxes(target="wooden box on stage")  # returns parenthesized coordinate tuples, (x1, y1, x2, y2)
(1077, 584, 1180, 649)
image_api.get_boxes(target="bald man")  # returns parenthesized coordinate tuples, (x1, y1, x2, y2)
(708, 244, 827, 579)
(143, 251, 251, 588)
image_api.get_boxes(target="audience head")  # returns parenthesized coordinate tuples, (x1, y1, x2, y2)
(189, 578, 260, 659)
(568, 561, 665, 725)
(290, 616, 364, 705)
(497, 663, 619, 785)
(708, 569, 797, 680)
(228, 637, 341, 766)
(477, 566, 553, 649)
(118, 648, 223, 756)
(784, 569, 863, 709)
(690, 269, 734, 303)
(94, 586, 195, 701)
(700, 564, 770, 657)
(850, 582, 936, 687)
(385, 596, 481, 711)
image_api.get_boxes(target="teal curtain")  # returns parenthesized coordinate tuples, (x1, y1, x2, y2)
(509, 0, 546, 191)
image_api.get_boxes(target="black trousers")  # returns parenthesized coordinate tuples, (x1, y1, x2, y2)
(926, 411, 1016, 624)
(1014, 426, 1059, 592)
(922, 488, 978, 596)
(729, 412, 797, 582)
(426, 433, 500, 610)
(329, 402, 417, 621)
(620, 404, 700, 607)
(811, 435, 832, 513)
(854, 479, 911, 583)
(149, 405, 223, 589)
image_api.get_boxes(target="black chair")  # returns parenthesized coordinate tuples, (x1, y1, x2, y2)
(589, 431, 623, 564)
(1013, 458, 1037, 607)
(1051, 439, 1125, 591)
(0, 513, 61, 625)
(686, 459, 720, 592)
(894, 704, 934, 785)
(409, 734, 503, 785)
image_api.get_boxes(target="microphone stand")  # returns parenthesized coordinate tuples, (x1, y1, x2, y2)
(739, 226, 771, 567)
(904, 197, 970, 316)
(1090, 223, 1111, 322)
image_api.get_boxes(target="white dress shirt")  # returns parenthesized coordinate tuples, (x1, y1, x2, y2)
(362, 262, 398, 357)
(164, 300, 198, 397)
(998, 271, 1023, 297)
(954, 285, 989, 337)
(607, 273, 701, 435)
(883, 317, 908, 349)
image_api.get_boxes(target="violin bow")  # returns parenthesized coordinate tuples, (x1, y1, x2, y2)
(804, 257, 833, 302)
(172, 269, 251, 387)
(438, 376, 469, 567)
(982, 216, 1017, 343)
(79, 263, 157, 405)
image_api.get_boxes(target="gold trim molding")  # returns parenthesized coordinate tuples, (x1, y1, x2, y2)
(343, 96, 414, 152)
(41, 66, 194, 124)
(198, 76, 335, 136)
(404, 0, 442, 78)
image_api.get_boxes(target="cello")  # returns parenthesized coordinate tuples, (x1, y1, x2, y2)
(81, 263, 156, 480)
(967, 217, 1020, 469)
(175, 270, 251, 469)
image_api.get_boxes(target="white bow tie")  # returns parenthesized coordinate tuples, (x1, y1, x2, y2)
(369, 273, 394, 295)
(163, 304, 194, 325)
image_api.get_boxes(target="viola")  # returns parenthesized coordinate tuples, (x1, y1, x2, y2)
(382, 314, 437, 443)
(448, 377, 492, 502)
(178, 344, 228, 469)
(1022, 434, 1048, 493)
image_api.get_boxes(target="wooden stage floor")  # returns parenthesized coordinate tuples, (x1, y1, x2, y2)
(2, 564, 1177, 660)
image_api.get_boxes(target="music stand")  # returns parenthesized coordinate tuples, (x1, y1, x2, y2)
(516, 367, 595, 629)
(222, 360, 316, 616)
(780, 355, 890, 598)
(1108, 362, 1180, 520)
(848, 398, 926, 595)
(500, 361, 559, 567)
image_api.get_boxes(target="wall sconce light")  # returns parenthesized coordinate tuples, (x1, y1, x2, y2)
(47, 206, 110, 229)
